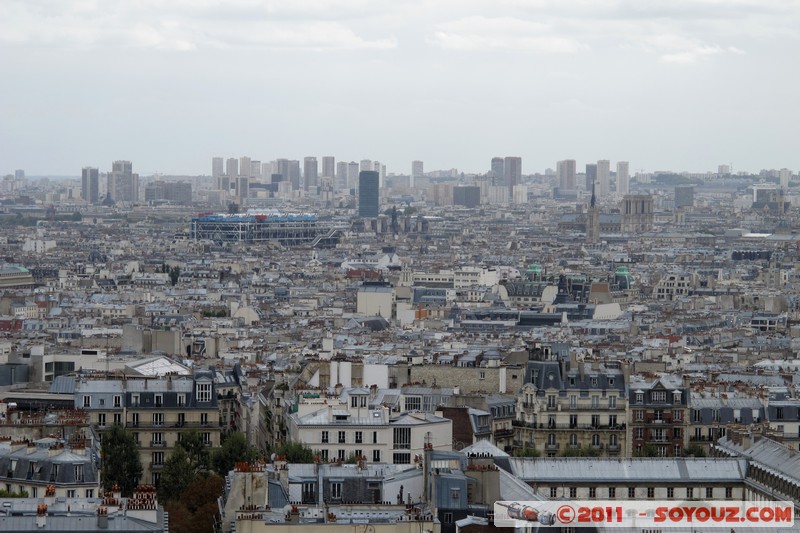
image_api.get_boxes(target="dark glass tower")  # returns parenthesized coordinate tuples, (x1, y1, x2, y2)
(358, 171, 379, 218)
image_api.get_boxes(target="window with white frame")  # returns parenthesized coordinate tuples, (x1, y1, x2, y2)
(197, 382, 212, 402)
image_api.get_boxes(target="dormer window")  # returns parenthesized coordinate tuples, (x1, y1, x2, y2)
(197, 382, 211, 402)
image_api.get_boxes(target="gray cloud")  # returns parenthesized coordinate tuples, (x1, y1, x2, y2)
(0, 0, 798, 175)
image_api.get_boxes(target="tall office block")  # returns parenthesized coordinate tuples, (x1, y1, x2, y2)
(239, 156, 252, 178)
(288, 160, 301, 190)
(347, 162, 360, 189)
(780, 168, 791, 190)
(226, 158, 238, 178)
(504, 156, 522, 196)
(274, 159, 290, 183)
(236, 176, 249, 207)
(360, 160, 373, 173)
(107, 160, 138, 202)
(585, 164, 597, 191)
(81, 167, 99, 203)
(491, 157, 505, 185)
(251, 160, 262, 180)
(304, 156, 318, 192)
(373, 161, 385, 189)
(557, 159, 576, 190)
(616, 161, 630, 195)
(322, 156, 336, 179)
(453, 186, 480, 208)
(336, 161, 348, 189)
(597, 160, 611, 197)
(411, 160, 423, 188)
(14, 170, 25, 181)
(262, 162, 273, 180)
(674, 186, 695, 208)
(212, 157, 224, 179)
(358, 171, 380, 218)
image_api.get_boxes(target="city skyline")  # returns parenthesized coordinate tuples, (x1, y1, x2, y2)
(1, 1, 799, 175)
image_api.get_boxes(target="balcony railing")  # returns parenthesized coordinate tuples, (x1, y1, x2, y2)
(127, 421, 220, 429)
(545, 443, 560, 451)
(150, 441, 166, 448)
(540, 423, 627, 431)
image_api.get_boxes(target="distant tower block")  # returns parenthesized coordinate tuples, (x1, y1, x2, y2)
(621, 194, 654, 234)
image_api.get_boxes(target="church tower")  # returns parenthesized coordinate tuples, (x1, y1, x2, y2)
(586, 178, 600, 244)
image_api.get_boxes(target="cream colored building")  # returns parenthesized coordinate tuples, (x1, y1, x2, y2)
(287, 389, 452, 464)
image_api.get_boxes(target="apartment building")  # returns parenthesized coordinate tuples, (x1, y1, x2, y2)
(512, 457, 746, 501)
(517, 355, 629, 457)
(629, 375, 690, 457)
(688, 396, 764, 451)
(286, 389, 452, 464)
(74, 371, 221, 484)
(0, 437, 99, 499)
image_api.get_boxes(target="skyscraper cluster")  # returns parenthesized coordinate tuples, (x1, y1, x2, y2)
(489, 156, 522, 198)
(80, 161, 139, 204)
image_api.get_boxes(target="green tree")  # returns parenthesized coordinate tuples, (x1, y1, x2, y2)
(0, 489, 29, 497)
(178, 430, 211, 472)
(211, 432, 258, 476)
(513, 447, 541, 458)
(169, 265, 181, 286)
(165, 474, 225, 533)
(273, 441, 314, 463)
(100, 425, 143, 497)
(633, 444, 659, 457)
(561, 446, 600, 458)
(683, 444, 707, 457)
(158, 447, 194, 503)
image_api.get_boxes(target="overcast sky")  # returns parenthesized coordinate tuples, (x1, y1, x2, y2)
(1, 0, 798, 176)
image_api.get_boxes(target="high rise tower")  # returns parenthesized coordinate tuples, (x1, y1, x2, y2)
(557, 159, 576, 190)
(504, 156, 522, 197)
(304, 156, 318, 192)
(358, 171, 380, 218)
(491, 157, 505, 185)
(225, 158, 238, 178)
(597, 160, 611, 197)
(239, 156, 252, 178)
(212, 157, 224, 179)
(322, 157, 335, 179)
(616, 161, 630, 195)
(81, 167, 99, 203)
(107, 160, 138, 202)
(411, 160, 424, 188)
(585, 163, 597, 191)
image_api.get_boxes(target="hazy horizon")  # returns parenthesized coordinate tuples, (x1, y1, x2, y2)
(2, 1, 798, 176)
